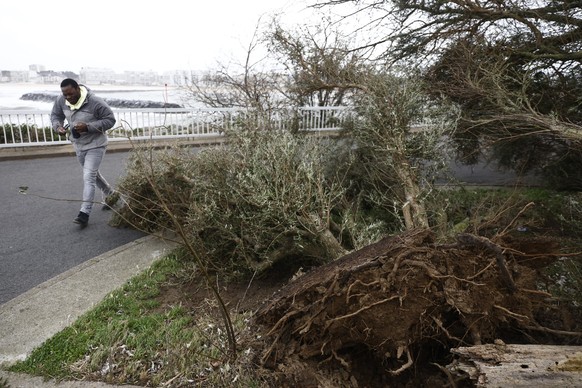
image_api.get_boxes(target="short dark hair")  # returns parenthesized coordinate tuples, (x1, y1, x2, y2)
(60, 78, 79, 88)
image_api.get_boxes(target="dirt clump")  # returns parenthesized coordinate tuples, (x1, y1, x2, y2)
(252, 228, 581, 387)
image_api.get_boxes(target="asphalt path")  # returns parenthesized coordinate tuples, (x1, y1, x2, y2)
(0, 151, 145, 305)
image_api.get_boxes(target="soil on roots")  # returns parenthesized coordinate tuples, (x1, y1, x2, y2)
(152, 227, 580, 387)
(251, 228, 581, 387)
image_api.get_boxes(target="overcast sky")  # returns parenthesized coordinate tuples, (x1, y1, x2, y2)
(1, 0, 316, 73)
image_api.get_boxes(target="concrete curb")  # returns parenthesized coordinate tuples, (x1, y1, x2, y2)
(0, 370, 143, 388)
(0, 234, 179, 384)
(0, 234, 178, 365)
(0, 137, 224, 161)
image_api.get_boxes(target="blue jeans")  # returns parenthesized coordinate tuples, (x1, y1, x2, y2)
(75, 146, 113, 215)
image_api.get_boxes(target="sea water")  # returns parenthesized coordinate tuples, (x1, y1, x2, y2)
(0, 83, 188, 111)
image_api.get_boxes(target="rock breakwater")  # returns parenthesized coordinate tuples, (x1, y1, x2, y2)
(20, 92, 183, 109)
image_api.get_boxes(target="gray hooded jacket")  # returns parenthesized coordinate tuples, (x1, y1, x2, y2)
(50, 86, 116, 151)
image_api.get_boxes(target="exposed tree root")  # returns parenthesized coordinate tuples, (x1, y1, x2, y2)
(253, 228, 579, 386)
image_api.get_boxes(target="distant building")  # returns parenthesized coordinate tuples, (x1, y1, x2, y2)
(121, 70, 160, 86)
(0, 70, 10, 83)
(80, 67, 164, 86)
(79, 67, 117, 84)
(0, 70, 29, 83)
(162, 70, 199, 86)
(37, 70, 78, 84)
(0, 65, 198, 86)
(28, 64, 46, 72)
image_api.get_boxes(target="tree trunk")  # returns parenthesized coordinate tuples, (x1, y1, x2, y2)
(392, 150, 429, 230)
(449, 344, 582, 387)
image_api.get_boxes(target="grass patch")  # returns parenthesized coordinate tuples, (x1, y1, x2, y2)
(8, 252, 265, 387)
(8, 255, 179, 380)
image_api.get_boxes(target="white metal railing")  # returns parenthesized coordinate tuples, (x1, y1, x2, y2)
(0, 107, 351, 148)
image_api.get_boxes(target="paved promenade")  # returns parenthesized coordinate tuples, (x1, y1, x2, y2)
(0, 143, 180, 387)
(0, 235, 178, 387)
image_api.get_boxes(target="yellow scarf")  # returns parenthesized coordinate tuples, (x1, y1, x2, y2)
(65, 86, 88, 110)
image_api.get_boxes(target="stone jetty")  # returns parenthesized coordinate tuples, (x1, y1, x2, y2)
(20, 92, 183, 109)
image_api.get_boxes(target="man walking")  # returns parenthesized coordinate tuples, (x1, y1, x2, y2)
(51, 78, 119, 227)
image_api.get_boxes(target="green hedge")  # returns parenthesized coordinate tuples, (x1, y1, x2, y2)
(0, 123, 60, 144)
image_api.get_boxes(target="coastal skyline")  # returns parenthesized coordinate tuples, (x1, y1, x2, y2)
(1, 0, 314, 73)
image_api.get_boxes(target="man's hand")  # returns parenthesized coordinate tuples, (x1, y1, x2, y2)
(73, 122, 88, 133)
(57, 126, 67, 135)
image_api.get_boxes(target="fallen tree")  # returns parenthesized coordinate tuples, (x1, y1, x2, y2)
(254, 228, 581, 386)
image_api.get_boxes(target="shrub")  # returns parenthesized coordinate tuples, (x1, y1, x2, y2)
(0, 123, 56, 144)
(113, 131, 371, 276)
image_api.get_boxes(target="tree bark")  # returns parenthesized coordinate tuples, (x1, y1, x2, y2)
(449, 344, 582, 387)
